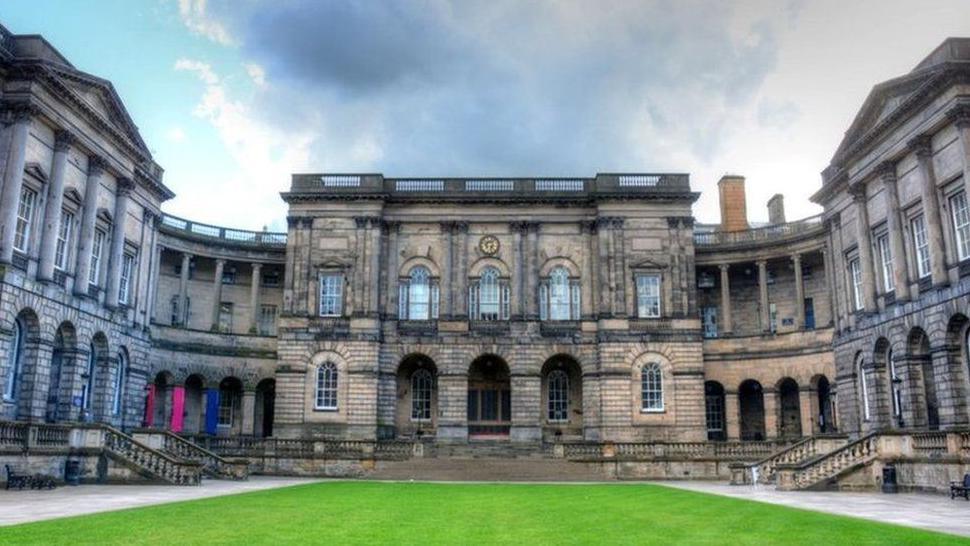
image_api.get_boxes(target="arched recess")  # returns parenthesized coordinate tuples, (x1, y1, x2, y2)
(150, 370, 175, 429)
(811, 374, 836, 433)
(704, 381, 726, 441)
(947, 314, 970, 426)
(183, 374, 207, 434)
(540, 354, 583, 439)
(467, 354, 511, 437)
(85, 332, 109, 422)
(777, 378, 802, 439)
(255, 378, 276, 438)
(855, 351, 871, 430)
(873, 337, 894, 427)
(4, 309, 40, 421)
(908, 327, 937, 430)
(739, 379, 765, 441)
(217, 376, 244, 436)
(395, 354, 438, 437)
(46, 321, 77, 423)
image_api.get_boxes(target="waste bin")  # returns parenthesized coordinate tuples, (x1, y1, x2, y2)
(881, 465, 898, 494)
(64, 459, 81, 486)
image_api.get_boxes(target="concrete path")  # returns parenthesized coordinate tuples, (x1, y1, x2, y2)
(656, 481, 970, 538)
(0, 476, 322, 526)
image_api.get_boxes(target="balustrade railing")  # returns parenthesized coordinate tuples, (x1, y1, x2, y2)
(912, 431, 947, 452)
(152, 431, 248, 480)
(745, 435, 849, 484)
(103, 426, 202, 485)
(694, 214, 824, 247)
(160, 214, 287, 247)
(788, 433, 877, 489)
(563, 440, 790, 461)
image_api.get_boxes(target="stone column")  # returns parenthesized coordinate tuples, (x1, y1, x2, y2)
(878, 162, 910, 301)
(525, 222, 539, 320)
(0, 105, 33, 264)
(455, 222, 469, 318)
(385, 221, 400, 318)
(719, 264, 732, 335)
(725, 392, 740, 441)
(511, 221, 526, 318)
(105, 178, 133, 309)
(211, 259, 225, 331)
(249, 263, 262, 333)
(792, 254, 805, 330)
(596, 218, 611, 318)
(38, 130, 74, 280)
(177, 252, 191, 327)
(73, 156, 106, 295)
(948, 105, 970, 206)
(757, 260, 770, 333)
(240, 390, 256, 436)
(368, 217, 382, 317)
(851, 186, 877, 312)
(146, 227, 161, 325)
(820, 247, 835, 329)
(763, 389, 779, 440)
(909, 134, 949, 287)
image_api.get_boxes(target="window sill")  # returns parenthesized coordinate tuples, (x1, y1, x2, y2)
(313, 407, 338, 412)
(640, 408, 666, 414)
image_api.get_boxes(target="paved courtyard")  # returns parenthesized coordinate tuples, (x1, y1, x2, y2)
(657, 481, 970, 538)
(0, 476, 322, 526)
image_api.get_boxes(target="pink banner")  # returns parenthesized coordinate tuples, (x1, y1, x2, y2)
(170, 386, 185, 432)
(144, 384, 156, 427)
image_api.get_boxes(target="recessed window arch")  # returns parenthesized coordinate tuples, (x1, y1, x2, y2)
(315, 362, 339, 410)
(469, 266, 510, 321)
(547, 369, 569, 422)
(3, 319, 25, 401)
(857, 352, 870, 421)
(540, 266, 580, 321)
(82, 342, 97, 411)
(112, 349, 127, 416)
(410, 368, 434, 421)
(641, 363, 664, 412)
(399, 266, 439, 320)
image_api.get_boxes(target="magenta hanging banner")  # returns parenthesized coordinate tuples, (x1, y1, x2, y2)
(170, 385, 186, 432)
(144, 384, 156, 427)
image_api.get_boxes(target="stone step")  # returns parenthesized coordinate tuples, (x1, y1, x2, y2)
(428, 442, 552, 459)
(369, 457, 608, 482)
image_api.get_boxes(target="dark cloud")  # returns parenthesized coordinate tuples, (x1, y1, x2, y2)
(206, 0, 792, 175)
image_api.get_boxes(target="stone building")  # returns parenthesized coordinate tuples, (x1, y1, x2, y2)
(0, 21, 968, 463)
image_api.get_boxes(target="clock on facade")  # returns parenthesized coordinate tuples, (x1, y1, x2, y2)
(479, 235, 500, 255)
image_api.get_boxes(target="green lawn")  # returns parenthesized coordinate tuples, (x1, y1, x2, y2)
(1, 481, 966, 545)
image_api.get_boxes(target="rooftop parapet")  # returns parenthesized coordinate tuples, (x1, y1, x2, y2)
(694, 214, 824, 248)
(160, 214, 287, 248)
(284, 173, 695, 202)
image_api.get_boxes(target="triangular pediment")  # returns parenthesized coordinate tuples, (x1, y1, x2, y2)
(630, 257, 667, 270)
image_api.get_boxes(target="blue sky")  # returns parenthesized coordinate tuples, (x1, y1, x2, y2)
(3, 1, 970, 231)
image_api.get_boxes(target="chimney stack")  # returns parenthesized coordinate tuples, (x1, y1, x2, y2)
(767, 194, 786, 225)
(717, 175, 748, 232)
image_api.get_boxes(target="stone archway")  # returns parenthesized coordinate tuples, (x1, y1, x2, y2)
(540, 355, 583, 440)
(396, 354, 438, 438)
(813, 375, 835, 433)
(467, 354, 511, 438)
(908, 328, 937, 430)
(255, 378, 276, 438)
(183, 374, 206, 434)
(739, 380, 765, 441)
(777, 378, 802, 439)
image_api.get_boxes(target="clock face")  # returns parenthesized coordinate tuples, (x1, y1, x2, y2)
(479, 235, 500, 255)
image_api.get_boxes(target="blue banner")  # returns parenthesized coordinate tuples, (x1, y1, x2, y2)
(205, 388, 220, 434)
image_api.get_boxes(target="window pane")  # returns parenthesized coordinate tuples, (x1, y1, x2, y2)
(89, 230, 105, 286)
(547, 370, 569, 422)
(408, 267, 430, 320)
(641, 364, 663, 411)
(952, 192, 970, 261)
(13, 188, 35, 253)
(478, 268, 500, 320)
(319, 274, 343, 316)
(316, 363, 338, 409)
(549, 268, 571, 321)
(411, 369, 433, 421)
(55, 210, 73, 270)
(877, 234, 893, 292)
(636, 274, 661, 318)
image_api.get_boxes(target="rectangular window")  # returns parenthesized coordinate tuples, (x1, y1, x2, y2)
(850, 258, 863, 311)
(261, 271, 280, 287)
(55, 210, 74, 270)
(877, 234, 893, 293)
(118, 253, 134, 305)
(951, 191, 970, 261)
(769, 303, 778, 333)
(911, 215, 931, 279)
(221, 269, 236, 284)
(218, 302, 233, 333)
(702, 306, 718, 338)
(804, 298, 816, 330)
(89, 230, 105, 286)
(259, 304, 277, 336)
(13, 187, 36, 253)
(635, 274, 661, 318)
(217, 390, 236, 426)
(318, 273, 343, 316)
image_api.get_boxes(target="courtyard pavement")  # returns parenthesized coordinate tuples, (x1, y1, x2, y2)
(0, 476, 323, 526)
(655, 480, 970, 538)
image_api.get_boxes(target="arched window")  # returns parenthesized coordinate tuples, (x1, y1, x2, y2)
(470, 267, 509, 321)
(641, 363, 664, 412)
(547, 369, 569, 422)
(82, 343, 97, 411)
(400, 266, 439, 320)
(888, 348, 901, 419)
(540, 267, 580, 321)
(411, 369, 433, 421)
(315, 362, 338, 410)
(3, 319, 24, 401)
(858, 354, 870, 421)
(112, 350, 127, 416)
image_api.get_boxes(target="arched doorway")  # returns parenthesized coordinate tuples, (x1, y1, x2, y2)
(704, 381, 726, 441)
(217, 377, 243, 436)
(150, 371, 174, 429)
(467, 355, 510, 438)
(6, 309, 39, 421)
(183, 374, 206, 434)
(814, 375, 835, 433)
(255, 378, 276, 438)
(540, 355, 583, 440)
(777, 378, 802, 439)
(396, 354, 438, 438)
(46, 322, 76, 423)
(739, 380, 765, 441)
(909, 328, 938, 430)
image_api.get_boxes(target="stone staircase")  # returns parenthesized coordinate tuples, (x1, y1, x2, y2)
(734, 434, 850, 485)
(133, 430, 249, 480)
(371, 456, 608, 482)
(101, 425, 203, 485)
(427, 440, 552, 459)
(774, 433, 879, 491)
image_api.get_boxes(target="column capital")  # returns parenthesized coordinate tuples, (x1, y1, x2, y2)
(87, 155, 108, 176)
(181, 252, 193, 262)
(719, 263, 730, 272)
(509, 220, 529, 233)
(907, 134, 933, 157)
(53, 129, 76, 151)
(946, 103, 970, 129)
(578, 219, 597, 234)
(5, 102, 40, 123)
(876, 161, 897, 183)
(791, 253, 802, 265)
(756, 259, 768, 268)
(381, 219, 401, 234)
(116, 177, 134, 197)
(848, 183, 867, 202)
(215, 258, 226, 266)
(251, 262, 263, 271)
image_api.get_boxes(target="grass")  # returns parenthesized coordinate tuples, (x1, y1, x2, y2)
(1, 481, 967, 545)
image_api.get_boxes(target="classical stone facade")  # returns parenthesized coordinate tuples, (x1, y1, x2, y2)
(0, 22, 968, 460)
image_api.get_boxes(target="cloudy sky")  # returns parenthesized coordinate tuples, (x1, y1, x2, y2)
(4, 1, 970, 231)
